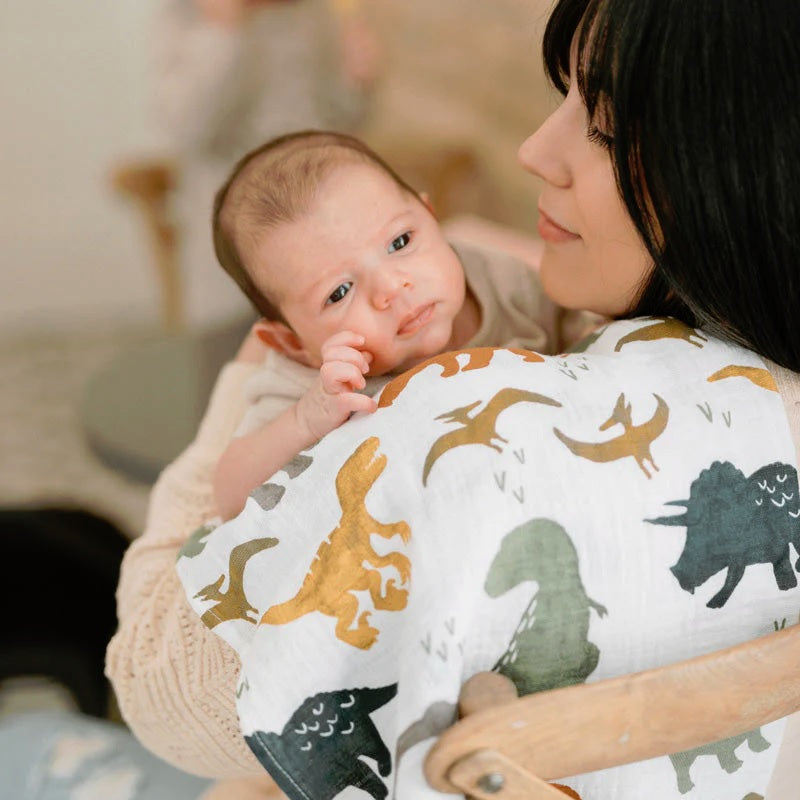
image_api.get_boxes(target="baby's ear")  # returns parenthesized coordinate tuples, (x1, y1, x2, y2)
(253, 319, 311, 364)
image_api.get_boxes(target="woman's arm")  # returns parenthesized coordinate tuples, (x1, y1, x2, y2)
(105, 353, 268, 779)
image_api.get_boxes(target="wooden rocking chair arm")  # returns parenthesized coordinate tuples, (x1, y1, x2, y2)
(425, 624, 800, 794)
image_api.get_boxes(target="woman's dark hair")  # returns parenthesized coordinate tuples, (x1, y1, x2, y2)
(543, 0, 800, 370)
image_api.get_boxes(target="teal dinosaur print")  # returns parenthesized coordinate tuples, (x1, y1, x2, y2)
(647, 461, 800, 607)
(177, 522, 216, 560)
(669, 728, 770, 794)
(245, 683, 398, 800)
(485, 518, 607, 695)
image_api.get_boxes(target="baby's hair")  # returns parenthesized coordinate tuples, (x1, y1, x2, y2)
(213, 130, 423, 323)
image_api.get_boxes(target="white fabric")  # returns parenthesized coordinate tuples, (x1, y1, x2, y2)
(178, 317, 800, 799)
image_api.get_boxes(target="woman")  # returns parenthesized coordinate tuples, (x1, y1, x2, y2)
(107, 0, 800, 797)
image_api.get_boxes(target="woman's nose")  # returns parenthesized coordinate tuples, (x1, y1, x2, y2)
(518, 104, 572, 188)
(371, 270, 411, 310)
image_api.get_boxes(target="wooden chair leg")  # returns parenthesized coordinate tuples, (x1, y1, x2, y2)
(110, 160, 183, 331)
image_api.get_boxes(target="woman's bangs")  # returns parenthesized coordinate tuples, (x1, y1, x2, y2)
(575, 0, 618, 121)
(542, 0, 591, 95)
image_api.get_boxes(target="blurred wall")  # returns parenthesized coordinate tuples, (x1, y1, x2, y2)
(0, 0, 557, 334)
(1, 0, 163, 334)
(362, 0, 557, 231)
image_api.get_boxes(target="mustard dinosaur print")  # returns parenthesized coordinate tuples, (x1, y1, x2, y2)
(377, 347, 544, 408)
(423, 388, 562, 486)
(195, 537, 279, 629)
(614, 317, 708, 351)
(261, 437, 411, 649)
(707, 365, 778, 392)
(554, 393, 669, 478)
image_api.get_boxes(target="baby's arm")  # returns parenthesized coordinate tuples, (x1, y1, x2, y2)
(213, 331, 377, 520)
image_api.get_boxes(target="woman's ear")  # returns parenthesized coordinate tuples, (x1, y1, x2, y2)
(253, 319, 311, 364)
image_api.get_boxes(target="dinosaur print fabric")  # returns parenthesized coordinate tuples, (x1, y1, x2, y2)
(177, 317, 799, 800)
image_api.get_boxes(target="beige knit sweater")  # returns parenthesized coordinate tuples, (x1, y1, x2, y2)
(105, 356, 800, 799)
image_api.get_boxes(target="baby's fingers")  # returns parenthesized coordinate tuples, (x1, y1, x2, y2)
(322, 345, 372, 375)
(337, 392, 378, 416)
(320, 360, 367, 393)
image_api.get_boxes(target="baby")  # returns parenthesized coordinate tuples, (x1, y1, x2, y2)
(212, 130, 553, 519)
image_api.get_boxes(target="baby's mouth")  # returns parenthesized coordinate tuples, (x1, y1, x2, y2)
(397, 303, 435, 336)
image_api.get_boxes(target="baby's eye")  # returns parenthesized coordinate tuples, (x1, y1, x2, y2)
(388, 232, 411, 253)
(326, 282, 353, 305)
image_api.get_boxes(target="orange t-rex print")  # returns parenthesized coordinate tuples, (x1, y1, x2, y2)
(261, 437, 411, 650)
(377, 347, 544, 408)
(707, 364, 778, 392)
(554, 393, 669, 478)
(423, 387, 562, 485)
(194, 536, 279, 629)
(614, 317, 707, 351)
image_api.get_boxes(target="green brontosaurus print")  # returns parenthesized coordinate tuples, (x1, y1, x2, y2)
(261, 437, 411, 649)
(485, 518, 607, 695)
(377, 347, 544, 408)
(423, 388, 561, 486)
(668, 728, 770, 794)
(194, 536, 279, 628)
(554, 392, 669, 478)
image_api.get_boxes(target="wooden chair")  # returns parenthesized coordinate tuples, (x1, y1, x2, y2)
(425, 625, 800, 798)
(110, 158, 182, 331)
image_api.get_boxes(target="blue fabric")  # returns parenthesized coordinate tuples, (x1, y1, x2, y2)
(0, 711, 211, 800)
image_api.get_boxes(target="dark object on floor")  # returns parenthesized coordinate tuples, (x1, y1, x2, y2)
(0, 507, 129, 718)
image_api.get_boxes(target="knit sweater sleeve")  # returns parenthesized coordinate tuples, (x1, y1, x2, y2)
(105, 361, 265, 779)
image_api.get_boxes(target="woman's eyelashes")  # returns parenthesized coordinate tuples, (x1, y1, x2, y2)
(326, 281, 353, 305)
(388, 231, 411, 253)
(586, 124, 614, 151)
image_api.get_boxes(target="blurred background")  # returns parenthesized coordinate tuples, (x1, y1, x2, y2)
(1, 0, 557, 792)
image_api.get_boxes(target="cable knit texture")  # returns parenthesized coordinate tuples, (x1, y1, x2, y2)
(106, 363, 274, 792)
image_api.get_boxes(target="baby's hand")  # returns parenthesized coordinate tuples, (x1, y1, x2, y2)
(295, 331, 377, 441)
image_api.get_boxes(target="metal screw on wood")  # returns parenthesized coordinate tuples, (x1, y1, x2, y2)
(476, 772, 505, 793)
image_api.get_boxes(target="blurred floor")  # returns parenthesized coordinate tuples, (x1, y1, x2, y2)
(0, 323, 160, 720)
(0, 323, 153, 541)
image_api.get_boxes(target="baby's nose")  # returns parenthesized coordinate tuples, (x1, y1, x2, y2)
(372, 271, 412, 309)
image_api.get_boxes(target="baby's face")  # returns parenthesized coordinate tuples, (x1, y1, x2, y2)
(250, 162, 467, 375)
